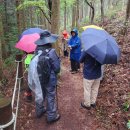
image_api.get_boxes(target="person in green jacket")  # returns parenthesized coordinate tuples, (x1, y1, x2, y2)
(24, 53, 34, 102)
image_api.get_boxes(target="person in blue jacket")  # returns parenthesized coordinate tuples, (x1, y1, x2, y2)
(68, 28, 81, 74)
(80, 50, 101, 110)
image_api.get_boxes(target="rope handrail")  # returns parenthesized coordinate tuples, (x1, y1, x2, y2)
(0, 58, 23, 130)
(11, 61, 19, 108)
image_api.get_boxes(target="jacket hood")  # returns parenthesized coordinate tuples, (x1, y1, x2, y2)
(62, 30, 68, 35)
(62, 30, 69, 39)
(71, 28, 78, 36)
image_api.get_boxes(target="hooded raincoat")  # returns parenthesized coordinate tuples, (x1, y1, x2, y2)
(68, 29, 81, 62)
(28, 45, 60, 120)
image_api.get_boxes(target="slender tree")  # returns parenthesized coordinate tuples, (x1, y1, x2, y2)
(0, 14, 3, 80)
(64, 0, 67, 30)
(51, 0, 60, 53)
(72, 3, 76, 29)
(76, 0, 79, 28)
(85, 0, 95, 24)
(123, 0, 130, 35)
(15, 0, 22, 34)
(100, 0, 104, 23)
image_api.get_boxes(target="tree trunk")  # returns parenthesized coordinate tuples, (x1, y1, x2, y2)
(100, 0, 104, 23)
(0, 44, 3, 81)
(51, 0, 60, 54)
(85, 0, 95, 24)
(64, 1, 67, 30)
(125, 0, 130, 22)
(48, 0, 52, 19)
(72, 4, 76, 29)
(0, 5, 7, 59)
(0, 14, 3, 80)
(30, 7, 33, 27)
(76, 0, 79, 28)
(122, 0, 130, 35)
(15, 0, 22, 35)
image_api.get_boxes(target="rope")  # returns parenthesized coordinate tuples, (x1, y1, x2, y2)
(14, 79, 21, 130)
(11, 61, 19, 108)
(1, 58, 25, 129)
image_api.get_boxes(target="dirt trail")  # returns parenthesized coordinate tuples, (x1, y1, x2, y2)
(18, 58, 105, 130)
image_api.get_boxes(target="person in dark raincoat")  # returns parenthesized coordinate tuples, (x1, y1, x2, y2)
(68, 28, 81, 74)
(28, 30, 60, 123)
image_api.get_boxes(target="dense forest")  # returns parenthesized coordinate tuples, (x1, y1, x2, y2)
(0, 0, 130, 130)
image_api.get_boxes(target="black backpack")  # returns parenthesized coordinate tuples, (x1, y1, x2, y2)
(37, 49, 51, 84)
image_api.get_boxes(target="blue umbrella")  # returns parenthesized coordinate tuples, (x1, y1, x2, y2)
(81, 28, 121, 64)
(19, 28, 44, 39)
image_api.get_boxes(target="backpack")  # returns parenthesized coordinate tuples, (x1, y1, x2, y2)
(37, 49, 51, 84)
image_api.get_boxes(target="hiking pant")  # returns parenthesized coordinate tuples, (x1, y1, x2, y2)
(83, 78, 100, 106)
(71, 59, 79, 71)
(36, 84, 57, 121)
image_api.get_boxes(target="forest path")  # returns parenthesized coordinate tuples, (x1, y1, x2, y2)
(18, 58, 104, 130)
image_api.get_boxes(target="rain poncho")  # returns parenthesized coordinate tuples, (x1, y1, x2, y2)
(68, 28, 81, 62)
(28, 46, 60, 120)
(28, 51, 43, 104)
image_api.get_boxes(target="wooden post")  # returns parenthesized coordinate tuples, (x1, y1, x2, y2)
(15, 54, 23, 79)
(0, 94, 12, 130)
(15, 54, 24, 91)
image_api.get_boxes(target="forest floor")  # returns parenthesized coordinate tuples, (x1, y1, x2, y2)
(0, 12, 130, 130)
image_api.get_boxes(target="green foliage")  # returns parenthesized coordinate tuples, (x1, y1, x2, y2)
(16, 0, 48, 11)
(123, 101, 130, 112)
(127, 120, 130, 129)
(60, 0, 76, 9)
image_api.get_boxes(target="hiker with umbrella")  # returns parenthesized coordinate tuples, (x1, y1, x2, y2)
(28, 30, 61, 123)
(80, 25, 120, 110)
(15, 28, 44, 102)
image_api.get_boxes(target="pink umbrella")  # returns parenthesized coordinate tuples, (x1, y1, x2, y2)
(15, 33, 40, 53)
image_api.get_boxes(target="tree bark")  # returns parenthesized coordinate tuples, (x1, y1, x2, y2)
(122, 0, 130, 35)
(51, 0, 60, 54)
(64, 1, 67, 30)
(72, 4, 76, 29)
(76, 0, 79, 28)
(0, 14, 3, 80)
(125, 0, 130, 22)
(100, 0, 104, 23)
(15, 0, 22, 35)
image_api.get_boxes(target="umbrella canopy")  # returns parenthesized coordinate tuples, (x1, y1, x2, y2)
(82, 25, 103, 31)
(15, 33, 40, 53)
(81, 28, 121, 64)
(19, 28, 44, 39)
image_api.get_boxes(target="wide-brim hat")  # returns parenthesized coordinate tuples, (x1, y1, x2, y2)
(35, 30, 59, 45)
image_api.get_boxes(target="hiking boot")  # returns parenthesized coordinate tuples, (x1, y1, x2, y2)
(24, 92, 32, 102)
(36, 110, 46, 118)
(47, 114, 61, 123)
(36, 104, 46, 118)
(81, 102, 91, 110)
